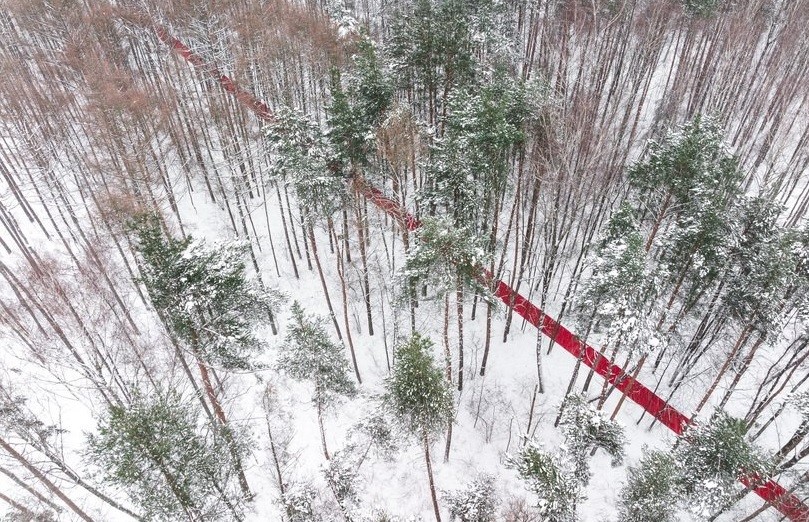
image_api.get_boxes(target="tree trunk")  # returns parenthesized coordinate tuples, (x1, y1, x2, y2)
(0, 435, 95, 522)
(692, 326, 752, 417)
(317, 399, 330, 461)
(424, 431, 442, 522)
(610, 353, 647, 421)
(308, 224, 343, 340)
(456, 274, 464, 391)
(336, 244, 362, 383)
(189, 330, 251, 497)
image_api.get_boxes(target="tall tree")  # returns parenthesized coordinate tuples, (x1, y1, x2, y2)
(673, 412, 771, 518)
(400, 216, 491, 391)
(132, 215, 281, 371)
(557, 394, 625, 485)
(132, 214, 280, 495)
(618, 448, 679, 522)
(87, 390, 247, 521)
(383, 333, 454, 522)
(278, 301, 358, 460)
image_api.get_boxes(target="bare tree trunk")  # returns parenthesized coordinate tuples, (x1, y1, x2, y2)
(317, 399, 330, 461)
(424, 431, 441, 522)
(693, 326, 752, 417)
(336, 243, 362, 383)
(456, 275, 464, 392)
(0, 435, 95, 522)
(0, 491, 40, 520)
(308, 224, 343, 340)
(610, 353, 647, 421)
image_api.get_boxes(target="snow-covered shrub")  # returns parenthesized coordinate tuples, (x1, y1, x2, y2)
(351, 407, 402, 459)
(501, 496, 541, 522)
(324, 449, 361, 512)
(283, 482, 319, 522)
(443, 474, 499, 521)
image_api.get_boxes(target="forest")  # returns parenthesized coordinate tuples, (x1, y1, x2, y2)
(2, 0, 809, 520)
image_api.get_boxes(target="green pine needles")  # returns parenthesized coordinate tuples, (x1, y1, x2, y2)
(618, 449, 678, 522)
(400, 216, 491, 302)
(383, 333, 454, 439)
(132, 214, 281, 370)
(279, 301, 357, 460)
(618, 412, 772, 520)
(507, 440, 580, 522)
(279, 301, 357, 407)
(87, 391, 248, 521)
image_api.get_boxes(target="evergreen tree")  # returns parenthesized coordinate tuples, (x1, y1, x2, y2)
(132, 215, 281, 370)
(87, 391, 246, 521)
(278, 301, 357, 460)
(400, 216, 491, 301)
(387, 0, 476, 117)
(630, 115, 743, 302)
(383, 333, 454, 522)
(673, 412, 771, 517)
(574, 204, 654, 343)
(569, 204, 659, 415)
(399, 216, 492, 391)
(443, 474, 499, 522)
(558, 394, 625, 485)
(694, 196, 798, 414)
(722, 196, 796, 335)
(266, 108, 347, 223)
(424, 75, 526, 233)
(131, 215, 276, 497)
(323, 448, 361, 517)
(327, 36, 393, 171)
(617, 448, 678, 522)
(682, 0, 722, 17)
(506, 440, 580, 522)
(282, 482, 319, 522)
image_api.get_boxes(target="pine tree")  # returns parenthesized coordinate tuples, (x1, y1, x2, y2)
(323, 448, 361, 517)
(673, 412, 771, 518)
(87, 390, 247, 521)
(630, 115, 742, 302)
(558, 394, 625, 485)
(387, 0, 477, 123)
(266, 108, 347, 224)
(424, 75, 526, 233)
(568, 204, 659, 413)
(400, 216, 492, 392)
(400, 216, 490, 301)
(722, 196, 796, 335)
(327, 36, 393, 171)
(617, 448, 678, 522)
(693, 196, 798, 414)
(131, 214, 280, 497)
(279, 301, 357, 460)
(682, 0, 722, 17)
(282, 482, 319, 522)
(132, 214, 281, 370)
(443, 474, 499, 522)
(574, 204, 652, 342)
(506, 440, 580, 522)
(383, 333, 454, 522)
